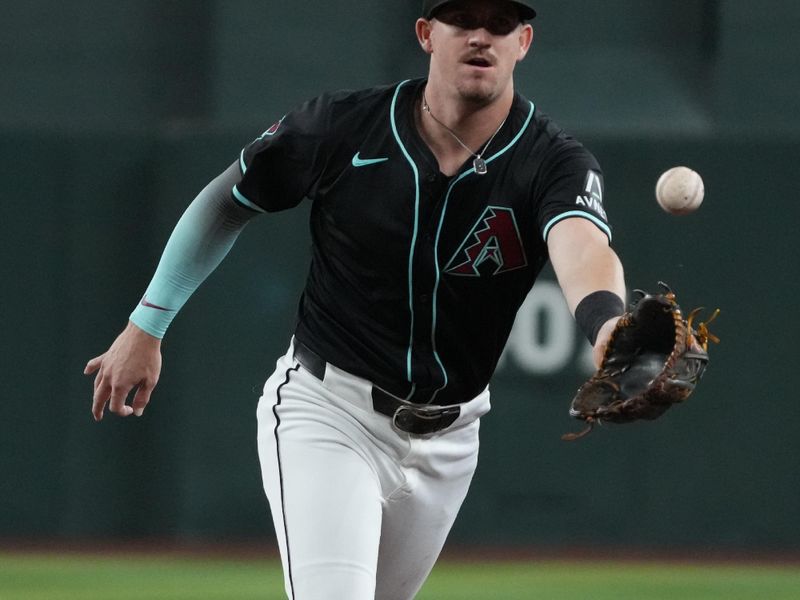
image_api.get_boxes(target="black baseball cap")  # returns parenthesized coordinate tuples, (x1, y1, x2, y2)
(422, 0, 536, 20)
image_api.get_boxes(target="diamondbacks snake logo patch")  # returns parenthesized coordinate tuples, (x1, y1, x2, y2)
(259, 115, 286, 138)
(445, 206, 527, 277)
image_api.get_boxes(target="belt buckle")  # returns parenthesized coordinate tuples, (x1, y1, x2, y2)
(392, 404, 460, 435)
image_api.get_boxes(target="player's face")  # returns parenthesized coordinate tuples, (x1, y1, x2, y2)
(419, 0, 533, 106)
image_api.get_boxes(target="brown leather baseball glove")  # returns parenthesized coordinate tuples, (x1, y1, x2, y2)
(563, 283, 719, 441)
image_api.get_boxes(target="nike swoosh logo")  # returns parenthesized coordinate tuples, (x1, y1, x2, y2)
(140, 296, 175, 312)
(352, 152, 389, 168)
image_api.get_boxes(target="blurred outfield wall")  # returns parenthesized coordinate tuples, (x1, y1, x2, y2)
(2, 1, 799, 551)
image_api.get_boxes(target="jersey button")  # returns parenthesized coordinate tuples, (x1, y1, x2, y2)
(425, 172, 436, 182)
(419, 294, 430, 304)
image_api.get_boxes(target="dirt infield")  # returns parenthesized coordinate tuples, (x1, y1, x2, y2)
(2, 537, 799, 567)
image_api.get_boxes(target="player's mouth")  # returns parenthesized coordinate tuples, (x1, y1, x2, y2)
(463, 56, 494, 70)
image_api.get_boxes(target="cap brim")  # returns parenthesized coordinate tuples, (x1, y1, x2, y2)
(424, 1, 536, 20)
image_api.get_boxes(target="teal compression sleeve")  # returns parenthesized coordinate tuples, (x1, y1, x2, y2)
(129, 162, 260, 338)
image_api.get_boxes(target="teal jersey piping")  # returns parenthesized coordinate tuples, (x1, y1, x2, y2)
(485, 100, 535, 166)
(231, 185, 266, 213)
(235, 144, 267, 213)
(429, 100, 536, 402)
(542, 210, 612, 242)
(390, 79, 421, 395)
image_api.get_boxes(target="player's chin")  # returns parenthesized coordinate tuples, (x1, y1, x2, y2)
(456, 79, 499, 106)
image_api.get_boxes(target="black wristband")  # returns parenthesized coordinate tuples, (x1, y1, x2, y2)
(575, 291, 625, 346)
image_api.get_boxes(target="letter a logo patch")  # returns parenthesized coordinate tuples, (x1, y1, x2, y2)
(445, 206, 528, 277)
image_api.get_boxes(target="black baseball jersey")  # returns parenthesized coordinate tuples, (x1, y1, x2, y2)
(233, 78, 611, 405)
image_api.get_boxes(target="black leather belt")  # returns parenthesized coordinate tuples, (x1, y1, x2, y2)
(293, 340, 460, 435)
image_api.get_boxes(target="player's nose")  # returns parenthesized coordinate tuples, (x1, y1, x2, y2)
(468, 29, 492, 48)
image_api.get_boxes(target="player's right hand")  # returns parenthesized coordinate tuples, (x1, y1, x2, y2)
(84, 321, 163, 422)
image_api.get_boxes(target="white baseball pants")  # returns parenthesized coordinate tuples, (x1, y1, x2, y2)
(256, 340, 490, 600)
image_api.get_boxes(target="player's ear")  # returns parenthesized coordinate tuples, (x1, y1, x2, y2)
(416, 18, 434, 54)
(516, 24, 533, 61)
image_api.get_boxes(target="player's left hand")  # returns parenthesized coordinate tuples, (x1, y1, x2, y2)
(591, 316, 621, 368)
(563, 284, 719, 441)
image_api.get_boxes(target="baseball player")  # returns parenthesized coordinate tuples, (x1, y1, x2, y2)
(85, 1, 627, 598)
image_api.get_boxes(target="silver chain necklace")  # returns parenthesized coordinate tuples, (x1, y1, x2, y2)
(422, 93, 507, 175)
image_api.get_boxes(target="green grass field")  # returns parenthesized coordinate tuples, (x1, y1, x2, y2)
(1, 553, 799, 599)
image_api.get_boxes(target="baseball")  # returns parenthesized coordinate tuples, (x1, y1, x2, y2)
(655, 166, 704, 215)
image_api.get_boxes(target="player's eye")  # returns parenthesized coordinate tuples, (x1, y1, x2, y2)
(436, 11, 520, 36)
(487, 17, 518, 36)
(447, 12, 475, 29)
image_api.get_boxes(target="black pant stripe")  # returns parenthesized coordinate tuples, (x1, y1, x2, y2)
(274, 365, 300, 599)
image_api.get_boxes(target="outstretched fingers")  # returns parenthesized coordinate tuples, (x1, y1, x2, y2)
(91, 378, 149, 421)
(90, 369, 111, 421)
(85, 322, 163, 421)
(84, 354, 104, 375)
(87, 358, 137, 421)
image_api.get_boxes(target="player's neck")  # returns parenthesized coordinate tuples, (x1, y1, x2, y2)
(417, 82, 514, 176)
(422, 82, 513, 138)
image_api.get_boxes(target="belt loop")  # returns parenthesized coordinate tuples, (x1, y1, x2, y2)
(293, 340, 327, 381)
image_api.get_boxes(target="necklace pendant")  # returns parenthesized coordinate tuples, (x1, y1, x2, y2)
(473, 157, 487, 175)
